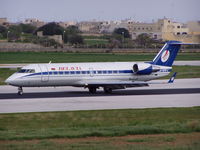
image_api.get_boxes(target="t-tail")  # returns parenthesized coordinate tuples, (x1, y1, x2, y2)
(152, 41, 183, 67)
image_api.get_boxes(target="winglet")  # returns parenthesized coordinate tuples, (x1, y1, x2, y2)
(168, 72, 177, 83)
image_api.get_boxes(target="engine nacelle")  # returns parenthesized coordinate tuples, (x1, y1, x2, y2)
(133, 63, 153, 75)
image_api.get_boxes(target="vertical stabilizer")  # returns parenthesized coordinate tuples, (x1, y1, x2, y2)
(152, 41, 182, 66)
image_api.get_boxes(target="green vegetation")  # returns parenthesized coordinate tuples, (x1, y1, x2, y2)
(84, 39, 108, 47)
(0, 68, 17, 85)
(169, 65, 200, 78)
(0, 134, 200, 150)
(0, 52, 200, 64)
(0, 107, 199, 141)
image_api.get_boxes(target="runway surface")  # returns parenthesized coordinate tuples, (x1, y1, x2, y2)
(0, 78, 200, 113)
(0, 61, 200, 68)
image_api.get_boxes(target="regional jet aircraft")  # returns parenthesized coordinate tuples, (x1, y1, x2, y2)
(6, 41, 186, 95)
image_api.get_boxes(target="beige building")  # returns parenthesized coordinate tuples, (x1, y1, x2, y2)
(128, 18, 199, 43)
(37, 31, 63, 44)
(0, 18, 9, 26)
(78, 21, 101, 33)
(24, 18, 45, 27)
(187, 21, 200, 35)
(58, 21, 77, 28)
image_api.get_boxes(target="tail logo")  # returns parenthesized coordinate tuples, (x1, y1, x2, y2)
(161, 50, 170, 62)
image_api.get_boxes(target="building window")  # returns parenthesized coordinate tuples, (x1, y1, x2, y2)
(182, 32, 187, 35)
(177, 26, 180, 28)
(177, 32, 180, 35)
(138, 27, 140, 30)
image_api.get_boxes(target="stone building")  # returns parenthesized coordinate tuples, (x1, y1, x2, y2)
(128, 18, 199, 43)
(0, 18, 9, 26)
(78, 21, 102, 33)
(24, 18, 45, 27)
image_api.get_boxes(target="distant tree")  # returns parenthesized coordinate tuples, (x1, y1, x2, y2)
(19, 23, 36, 33)
(108, 39, 121, 50)
(63, 25, 82, 44)
(68, 34, 83, 45)
(66, 25, 80, 34)
(113, 28, 131, 38)
(63, 31, 68, 43)
(135, 33, 153, 47)
(34, 22, 64, 35)
(0, 25, 7, 38)
(8, 25, 22, 41)
(8, 25, 22, 34)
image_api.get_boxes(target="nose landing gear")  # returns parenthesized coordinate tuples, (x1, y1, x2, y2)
(18, 87, 23, 95)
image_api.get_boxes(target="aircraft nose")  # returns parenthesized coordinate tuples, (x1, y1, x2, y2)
(5, 76, 16, 85)
(5, 77, 13, 85)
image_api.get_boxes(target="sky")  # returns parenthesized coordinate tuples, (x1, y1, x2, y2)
(0, 0, 199, 23)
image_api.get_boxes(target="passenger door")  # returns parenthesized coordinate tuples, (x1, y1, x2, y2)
(38, 64, 49, 82)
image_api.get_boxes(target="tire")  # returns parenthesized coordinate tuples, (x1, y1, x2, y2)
(104, 87, 112, 94)
(89, 87, 97, 94)
(18, 91, 23, 95)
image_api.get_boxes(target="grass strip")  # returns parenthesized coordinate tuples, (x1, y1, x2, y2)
(0, 107, 200, 140)
(0, 52, 200, 64)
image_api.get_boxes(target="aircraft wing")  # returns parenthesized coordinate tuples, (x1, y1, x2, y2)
(82, 81, 149, 89)
(82, 72, 177, 89)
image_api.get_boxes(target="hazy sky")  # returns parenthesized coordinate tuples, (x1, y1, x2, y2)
(0, 0, 199, 23)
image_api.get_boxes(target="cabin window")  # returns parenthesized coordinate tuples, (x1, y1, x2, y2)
(18, 69, 35, 73)
(65, 71, 69, 74)
(82, 71, 86, 74)
(54, 72, 58, 75)
(76, 71, 81, 74)
(59, 71, 63, 75)
(113, 70, 118, 74)
(97, 71, 102, 74)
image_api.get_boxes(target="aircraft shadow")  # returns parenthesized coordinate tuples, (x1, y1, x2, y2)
(0, 88, 200, 100)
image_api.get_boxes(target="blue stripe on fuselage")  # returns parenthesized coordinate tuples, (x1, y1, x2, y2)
(22, 69, 171, 78)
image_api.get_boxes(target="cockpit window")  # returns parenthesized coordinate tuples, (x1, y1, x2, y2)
(18, 69, 35, 73)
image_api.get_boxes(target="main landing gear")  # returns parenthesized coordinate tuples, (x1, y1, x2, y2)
(88, 87, 113, 94)
(18, 86, 23, 95)
(103, 87, 112, 94)
(88, 87, 97, 94)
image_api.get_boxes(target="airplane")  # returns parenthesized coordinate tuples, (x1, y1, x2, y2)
(5, 41, 186, 95)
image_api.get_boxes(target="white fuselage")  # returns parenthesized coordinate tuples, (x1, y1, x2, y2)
(6, 62, 171, 87)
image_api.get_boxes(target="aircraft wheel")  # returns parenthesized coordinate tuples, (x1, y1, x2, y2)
(104, 87, 112, 94)
(18, 87, 23, 95)
(18, 91, 23, 95)
(89, 87, 97, 94)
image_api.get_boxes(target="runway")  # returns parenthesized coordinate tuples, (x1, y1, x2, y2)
(0, 78, 200, 113)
